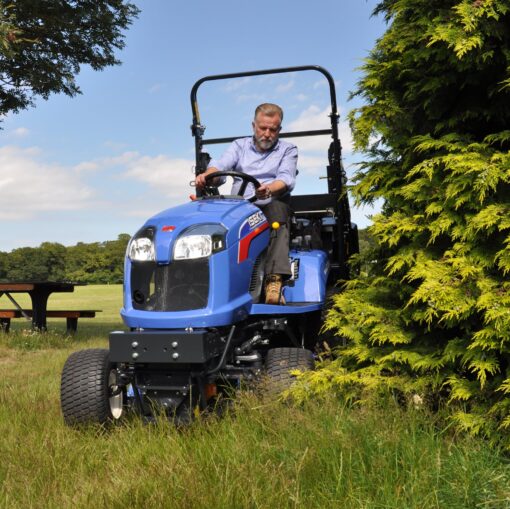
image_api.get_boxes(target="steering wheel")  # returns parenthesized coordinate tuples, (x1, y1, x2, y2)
(204, 170, 261, 203)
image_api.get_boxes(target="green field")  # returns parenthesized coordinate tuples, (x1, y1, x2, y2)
(1, 285, 509, 508)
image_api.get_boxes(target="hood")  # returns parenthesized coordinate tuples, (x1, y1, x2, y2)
(136, 198, 259, 263)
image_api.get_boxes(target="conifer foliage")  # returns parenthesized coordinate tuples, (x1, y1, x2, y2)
(303, 0, 510, 446)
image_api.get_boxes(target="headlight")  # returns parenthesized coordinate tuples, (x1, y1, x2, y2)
(128, 227, 155, 262)
(174, 235, 212, 259)
(173, 224, 226, 260)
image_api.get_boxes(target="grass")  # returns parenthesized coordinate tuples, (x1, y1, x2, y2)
(1, 285, 510, 508)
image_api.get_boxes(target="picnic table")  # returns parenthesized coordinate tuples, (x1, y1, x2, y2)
(0, 281, 100, 333)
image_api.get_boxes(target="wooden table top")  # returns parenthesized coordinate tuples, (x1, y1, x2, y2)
(0, 281, 77, 292)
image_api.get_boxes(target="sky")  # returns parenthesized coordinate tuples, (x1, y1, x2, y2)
(0, 0, 386, 253)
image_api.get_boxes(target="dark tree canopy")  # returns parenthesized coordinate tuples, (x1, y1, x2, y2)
(0, 0, 139, 116)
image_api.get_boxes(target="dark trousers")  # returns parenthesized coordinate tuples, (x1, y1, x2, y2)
(258, 198, 292, 277)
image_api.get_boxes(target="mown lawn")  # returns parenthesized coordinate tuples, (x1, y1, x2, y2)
(1, 285, 509, 509)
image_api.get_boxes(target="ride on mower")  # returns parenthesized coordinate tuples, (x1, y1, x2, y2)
(60, 65, 359, 425)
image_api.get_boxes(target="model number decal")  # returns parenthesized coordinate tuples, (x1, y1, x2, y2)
(247, 211, 265, 229)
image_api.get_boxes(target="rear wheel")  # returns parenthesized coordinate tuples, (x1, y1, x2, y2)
(61, 348, 124, 426)
(265, 347, 314, 393)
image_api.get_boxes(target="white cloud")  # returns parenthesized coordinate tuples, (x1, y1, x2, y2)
(295, 154, 329, 176)
(12, 127, 30, 138)
(60, 150, 196, 205)
(148, 83, 165, 94)
(71, 151, 139, 173)
(312, 78, 342, 90)
(235, 93, 265, 104)
(290, 135, 331, 154)
(123, 155, 196, 200)
(288, 105, 331, 131)
(102, 151, 140, 167)
(223, 77, 251, 92)
(103, 140, 128, 151)
(73, 161, 99, 172)
(276, 80, 294, 93)
(286, 105, 353, 153)
(0, 146, 95, 220)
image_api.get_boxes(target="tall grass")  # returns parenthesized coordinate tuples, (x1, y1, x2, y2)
(1, 285, 509, 508)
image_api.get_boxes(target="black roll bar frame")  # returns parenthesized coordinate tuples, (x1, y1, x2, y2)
(189, 65, 354, 279)
(190, 65, 342, 179)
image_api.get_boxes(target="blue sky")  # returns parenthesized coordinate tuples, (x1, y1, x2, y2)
(1, 0, 386, 252)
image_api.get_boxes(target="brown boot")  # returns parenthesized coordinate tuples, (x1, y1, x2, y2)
(265, 274, 285, 305)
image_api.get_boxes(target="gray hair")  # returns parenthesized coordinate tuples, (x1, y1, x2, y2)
(254, 103, 284, 122)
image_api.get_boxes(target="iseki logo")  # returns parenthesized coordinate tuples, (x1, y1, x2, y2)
(247, 211, 265, 229)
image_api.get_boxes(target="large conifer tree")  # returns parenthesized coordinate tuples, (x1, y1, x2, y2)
(307, 0, 510, 445)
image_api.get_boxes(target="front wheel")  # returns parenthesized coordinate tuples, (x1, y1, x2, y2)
(60, 348, 124, 426)
(265, 347, 314, 394)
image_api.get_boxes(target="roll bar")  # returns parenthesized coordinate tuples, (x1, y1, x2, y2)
(190, 65, 342, 173)
(189, 65, 354, 280)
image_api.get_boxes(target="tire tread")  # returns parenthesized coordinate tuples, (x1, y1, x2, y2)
(265, 347, 314, 393)
(60, 348, 113, 425)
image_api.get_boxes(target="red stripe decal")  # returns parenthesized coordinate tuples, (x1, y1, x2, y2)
(238, 222, 269, 263)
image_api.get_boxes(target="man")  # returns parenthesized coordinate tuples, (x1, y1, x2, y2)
(195, 103, 297, 305)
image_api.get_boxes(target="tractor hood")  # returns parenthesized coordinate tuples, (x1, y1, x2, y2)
(133, 198, 260, 264)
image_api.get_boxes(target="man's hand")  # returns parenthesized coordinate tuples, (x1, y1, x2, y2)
(255, 183, 272, 200)
(195, 168, 218, 190)
(256, 180, 287, 200)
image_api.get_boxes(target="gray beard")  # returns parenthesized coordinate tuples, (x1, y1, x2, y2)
(256, 137, 276, 151)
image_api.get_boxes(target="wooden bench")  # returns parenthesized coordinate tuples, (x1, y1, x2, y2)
(0, 309, 101, 334)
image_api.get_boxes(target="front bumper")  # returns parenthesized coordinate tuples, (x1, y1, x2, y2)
(109, 330, 224, 364)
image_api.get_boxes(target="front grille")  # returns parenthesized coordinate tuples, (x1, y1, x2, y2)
(131, 259, 209, 312)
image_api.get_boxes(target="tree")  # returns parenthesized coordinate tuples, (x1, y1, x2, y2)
(5, 246, 51, 280)
(40, 242, 67, 280)
(65, 234, 129, 283)
(0, 250, 7, 279)
(0, 0, 139, 117)
(299, 1, 510, 447)
(357, 228, 375, 255)
(0, 234, 130, 283)
(102, 233, 130, 283)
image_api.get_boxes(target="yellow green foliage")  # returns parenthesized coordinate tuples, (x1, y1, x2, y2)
(297, 0, 510, 449)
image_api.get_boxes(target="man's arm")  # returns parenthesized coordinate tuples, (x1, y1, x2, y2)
(195, 166, 220, 189)
(195, 140, 241, 190)
(255, 144, 298, 199)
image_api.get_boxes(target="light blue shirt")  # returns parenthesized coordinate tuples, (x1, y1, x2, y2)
(208, 137, 298, 205)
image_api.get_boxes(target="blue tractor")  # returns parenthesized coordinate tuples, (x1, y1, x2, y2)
(60, 65, 359, 425)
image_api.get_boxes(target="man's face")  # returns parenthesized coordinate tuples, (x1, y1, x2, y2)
(252, 113, 281, 151)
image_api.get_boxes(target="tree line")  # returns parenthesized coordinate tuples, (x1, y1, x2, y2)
(0, 229, 376, 285)
(0, 234, 130, 284)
